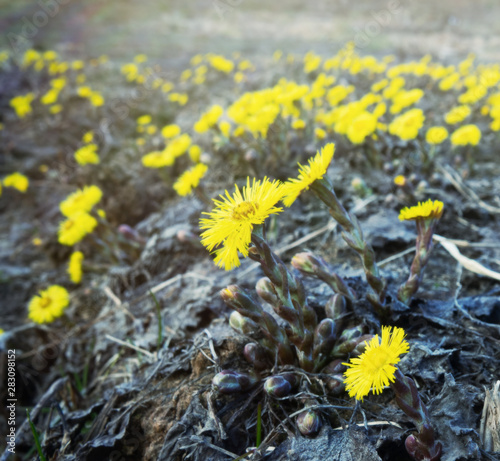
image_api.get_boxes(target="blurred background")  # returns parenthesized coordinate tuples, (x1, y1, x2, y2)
(1, 0, 500, 66)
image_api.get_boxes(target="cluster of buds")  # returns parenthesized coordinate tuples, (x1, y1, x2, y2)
(309, 178, 387, 312)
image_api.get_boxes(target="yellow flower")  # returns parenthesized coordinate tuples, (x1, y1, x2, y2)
(77, 86, 93, 98)
(137, 114, 152, 125)
(58, 212, 98, 246)
(394, 175, 407, 186)
(68, 251, 84, 283)
(346, 112, 378, 144)
(75, 144, 100, 165)
(399, 199, 444, 221)
(134, 54, 147, 63)
(315, 127, 326, 139)
(32, 237, 43, 246)
(282, 143, 335, 207)
(28, 285, 70, 324)
(389, 108, 425, 141)
(10, 93, 34, 118)
(343, 326, 409, 401)
(60, 185, 103, 217)
(3, 172, 29, 192)
(194, 105, 224, 133)
(425, 126, 448, 145)
(450, 124, 481, 146)
(82, 131, 93, 143)
(209, 55, 234, 73)
(200, 177, 285, 270)
(49, 104, 62, 114)
(174, 163, 208, 196)
(162, 124, 181, 139)
(41, 88, 60, 105)
(219, 120, 231, 137)
(90, 92, 104, 107)
(292, 119, 306, 130)
(189, 145, 202, 163)
(444, 105, 471, 125)
(0, 328, 3, 335)
(146, 125, 157, 135)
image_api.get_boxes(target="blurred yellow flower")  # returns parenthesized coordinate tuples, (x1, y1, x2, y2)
(426, 126, 448, 145)
(58, 212, 98, 246)
(75, 144, 100, 165)
(444, 105, 471, 124)
(450, 124, 481, 146)
(68, 251, 84, 284)
(174, 163, 208, 196)
(28, 285, 69, 324)
(3, 172, 29, 192)
(60, 185, 103, 217)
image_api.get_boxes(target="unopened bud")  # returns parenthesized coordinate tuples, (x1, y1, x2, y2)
(118, 224, 145, 244)
(296, 409, 322, 437)
(256, 277, 279, 305)
(314, 318, 336, 345)
(229, 311, 259, 336)
(264, 374, 297, 398)
(337, 325, 364, 344)
(325, 294, 347, 321)
(325, 374, 345, 395)
(243, 343, 271, 370)
(212, 370, 258, 394)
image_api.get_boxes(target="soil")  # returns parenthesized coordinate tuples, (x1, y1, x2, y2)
(1, 1, 500, 461)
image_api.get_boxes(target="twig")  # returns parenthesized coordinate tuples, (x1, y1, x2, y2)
(105, 334, 155, 360)
(434, 234, 500, 281)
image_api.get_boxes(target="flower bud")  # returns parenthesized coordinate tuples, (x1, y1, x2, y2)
(229, 311, 259, 336)
(296, 409, 322, 437)
(118, 224, 146, 244)
(221, 285, 263, 317)
(212, 370, 258, 394)
(325, 374, 345, 395)
(256, 277, 279, 305)
(337, 325, 364, 344)
(322, 358, 346, 375)
(291, 252, 319, 275)
(325, 294, 347, 321)
(264, 374, 297, 398)
(243, 343, 271, 370)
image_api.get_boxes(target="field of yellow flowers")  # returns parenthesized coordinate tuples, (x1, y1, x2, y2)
(1, 21, 500, 461)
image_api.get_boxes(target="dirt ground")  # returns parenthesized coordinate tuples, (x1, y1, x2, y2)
(1, 1, 500, 460)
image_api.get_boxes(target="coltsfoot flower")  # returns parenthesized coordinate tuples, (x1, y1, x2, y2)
(450, 124, 481, 146)
(343, 326, 409, 400)
(75, 144, 100, 165)
(3, 172, 29, 192)
(28, 285, 70, 324)
(58, 212, 98, 246)
(60, 185, 102, 217)
(425, 126, 448, 145)
(200, 177, 285, 270)
(282, 143, 335, 206)
(68, 251, 84, 283)
(399, 199, 444, 221)
(173, 163, 208, 196)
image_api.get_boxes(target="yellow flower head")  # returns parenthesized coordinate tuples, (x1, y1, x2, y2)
(58, 212, 98, 246)
(141, 150, 175, 168)
(60, 185, 103, 217)
(389, 108, 425, 141)
(450, 124, 481, 146)
(68, 251, 84, 284)
(200, 177, 285, 270)
(28, 285, 70, 324)
(173, 163, 208, 196)
(343, 326, 409, 401)
(394, 175, 407, 186)
(444, 105, 471, 125)
(3, 172, 29, 192)
(161, 124, 181, 139)
(399, 199, 444, 221)
(75, 144, 100, 165)
(137, 114, 152, 125)
(426, 126, 448, 145)
(282, 143, 335, 207)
